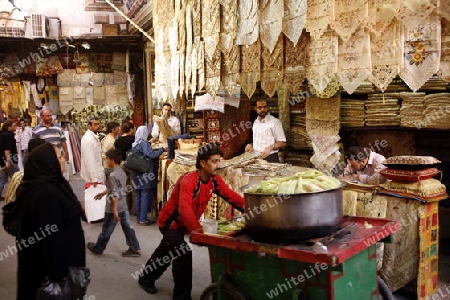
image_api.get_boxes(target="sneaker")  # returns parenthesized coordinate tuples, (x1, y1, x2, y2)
(138, 280, 157, 294)
(122, 249, 141, 257)
(87, 242, 102, 255)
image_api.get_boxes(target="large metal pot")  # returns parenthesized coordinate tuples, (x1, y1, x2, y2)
(243, 184, 345, 242)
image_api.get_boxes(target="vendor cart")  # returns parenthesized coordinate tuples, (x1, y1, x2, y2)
(191, 216, 399, 300)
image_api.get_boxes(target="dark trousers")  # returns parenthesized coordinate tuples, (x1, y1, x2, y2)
(265, 152, 280, 163)
(139, 227, 192, 300)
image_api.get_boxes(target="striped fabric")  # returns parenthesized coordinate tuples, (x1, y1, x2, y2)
(32, 123, 66, 148)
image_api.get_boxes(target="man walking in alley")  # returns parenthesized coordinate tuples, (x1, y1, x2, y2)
(0, 120, 19, 200)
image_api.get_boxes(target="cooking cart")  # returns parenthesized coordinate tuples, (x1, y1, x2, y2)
(191, 216, 399, 300)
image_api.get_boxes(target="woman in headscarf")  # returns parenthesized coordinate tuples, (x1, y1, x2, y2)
(16, 143, 87, 299)
(131, 126, 166, 225)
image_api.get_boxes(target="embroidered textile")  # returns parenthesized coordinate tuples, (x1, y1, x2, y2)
(309, 76, 341, 98)
(104, 73, 114, 85)
(205, 48, 221, 98)
(92, 73, 104, 87)
(439, 18, 450, 82)
(277, 83, 290, 136)
(440, 0, 450, 21)
(197, 40, 205, 92)
(367, 20, 404, 92)
(171, 53, 180, 100)
(337, 28, 371, 94)
(284, 34, 309, 93)
(185, 2, 193, 97)
(155, 29, 169, 101)
(47, 86, 60, 114)
(85, 87, 94, 106)
(114, 70, 127, 86)
(57, 69, 74, 87)
(396, 0, 438, 28)
(58, 87, 73, 115)
(399, 14, 441, 92)
(282, 0, 307, 46)
(306, 0, 334, 40)
(192, 0, 202, 39)
(73, 87, 86, 112)
(195, 93, 225, 113)
(366, 0, 397, 37)
(202, 0, 220, 58)
(72, 73, 82, 86)
(236, 0, 258, 45)
(306, 95, 341, 136)
(259, 0, 283, 53)
(220, 0, 238, 54)
(307, 31, 339, 94)
(105, 86, 118, 106)
(221, 45, 241, 96)
(261, 35, 284, 97)
(93, 86, 106, 105)
(190, 38, 198, 97)
(330, 0, 368, 42)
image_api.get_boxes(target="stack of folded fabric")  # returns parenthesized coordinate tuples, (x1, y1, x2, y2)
(399, 92, 426, 128)
(379, 156, 447, 202)
(365, 94, 401, 126)
(341, 98, 365, 127)
(422, 93, 450, 129)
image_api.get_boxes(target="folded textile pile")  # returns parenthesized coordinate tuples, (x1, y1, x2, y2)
(399, 92, 425, 128)
(422, 93, 450, 129)
(365, 94, 400, 126)
(340, 98, 365, 127)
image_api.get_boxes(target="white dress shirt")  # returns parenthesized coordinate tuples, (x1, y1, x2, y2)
(252, 113, 286, 154)
(151, 115, 181, 138)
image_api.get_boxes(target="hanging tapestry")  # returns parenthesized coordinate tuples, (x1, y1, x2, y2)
(104, 73, 114, 85)
(169, 18, 179, 100)
(284, 33, 309, 94)
(439, 18, 450, 82)
(114, 70, 127, 86)
(220, 0, 238, 54)
(309, 75, 341, 99)
(399, 13, 441, 92)
(366, 0, 397, 38)
(190, 37, 198, 98)
(202, 0, 220, 59)
(185, 2, 193, 97)
(261, 35, 284, 98)
(337, 28, 371, 94)
(306, 0, 334, 40)
(192, 0, 202, 39)
(73, 86, 86, 112)
(58, 87, 73, 115)
(85, 87, 94, 106)
(47, 86, 60, 114)
(205, 47, 221, 98)
(330, 0, 368, 42)
(236, 0, 258, 45)
(240, 39, 261, 98)
(93, 86, 106, 105)
(282, 0, 307, 46)
(177, 0, 186, 97)
(306, 30, 338, 94)
(395, 0, 438, 28)
(92, 73, 104, 87)
(259, 0, 283, 53)
(105, 86, 118, 106)
(221, 45, 241, 97)
(440, 0, 450, 22)
(57, 69, 74, 87)
(196, 40, 205, 92)
(155, 29, 169, 102)
(368, 20, 404, 92)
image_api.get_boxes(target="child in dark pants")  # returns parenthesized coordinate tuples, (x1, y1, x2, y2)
(87, 148, 141, 257)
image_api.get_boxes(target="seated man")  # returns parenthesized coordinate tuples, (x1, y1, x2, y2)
(341, 146, 387, 185)
(151, 102, 181, 143)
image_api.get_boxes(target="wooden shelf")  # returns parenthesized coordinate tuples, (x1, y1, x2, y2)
(340, 126, 450, 132)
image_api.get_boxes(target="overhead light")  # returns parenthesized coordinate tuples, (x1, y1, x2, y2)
(81, 42, 90, 50)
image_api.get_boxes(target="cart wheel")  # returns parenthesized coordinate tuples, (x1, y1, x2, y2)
(378, 276, 395, 300)
(200, 281, 250, 300)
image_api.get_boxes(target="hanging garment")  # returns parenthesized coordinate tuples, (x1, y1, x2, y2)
(306, 0, 334, 40)
(282, 0, 307, 46)
(236, 0, 258, 45)
(330, 0, 368, 42)
(58, 87, 74, 115)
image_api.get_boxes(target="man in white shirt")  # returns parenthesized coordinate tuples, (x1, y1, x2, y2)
(151, 102, 181, 142)
(16, 119, 32, 166)
(245, 99, 287, 163)
(342, 146, 387, 185)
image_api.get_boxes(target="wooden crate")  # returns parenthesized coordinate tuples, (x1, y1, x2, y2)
(102, 24, 119, 36)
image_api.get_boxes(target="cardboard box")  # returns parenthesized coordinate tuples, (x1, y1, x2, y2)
(102, 24, 119, 36)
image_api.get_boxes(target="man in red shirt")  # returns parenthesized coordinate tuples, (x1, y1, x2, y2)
(138, 143, 245, 299)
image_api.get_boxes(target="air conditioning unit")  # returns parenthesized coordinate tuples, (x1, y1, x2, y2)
(31, 14, 49, 38)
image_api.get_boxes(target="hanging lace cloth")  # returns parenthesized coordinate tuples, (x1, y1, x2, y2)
(202, 0, 220, 59)
(440, 0, 450, 21)
(399, 13, 441, 92)
(169, 17, 179, 100)
(306, 0, 334, 40)
(205, 47, 221, 98)
(197, 40, 206, 92)
(395, 0, 438, 28)
(93, 86, 106, 106)
(190, 38, 198, 98)
(155, 29, 169, 101)
(115, 86, 128, 106)
(236, 0, 258, 45)
(259, 0, 283, 53)
(104, 73, 114, 86)
(220, 0, 238, 54)
(366, 0, 397, 38)
(73, 86, 86, 112)
(306, 94, 341, 136)
(185, 2, 193, 97)
(277, 83, 290, 136)
(240, 39, 261, 98)
(176, 0, 186, 98)
(306, 30, 339, 94)
(92, 73, 104, 87)
(282, 0, 307, 46)
(261, 35, 284, 98)
(58, 87, 74, 115)
(222, 45, 241, 97)
(337, 28, 371, 94)
(85, 87, 94, 106)
(440, 18, 450, 82)
(309, 75, 341, 98)
(284, 33, 309, 94)
(330, 0, 368, 43)
(367, 20, 404, 92)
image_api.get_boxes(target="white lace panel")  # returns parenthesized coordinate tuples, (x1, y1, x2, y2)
(368, 19, 404, 92)
(306, 0, 334, 40)
(337, 28, 371, 94)
(190, 38, 199, 98)
(202, 0, 220, 58)
(284, 33, 309, 93)
(282, 0, 307, 46)
(366, 0, 397, 37)
(155, 29, 169, 102)
(220, 0, 238, 54)
(240, 39, 261, 98)
(185, 3, 193, 97)
(205, 47, 221, 98)
(439, 18, 450, 82)
(396, 0, 438, 28)
(307, 31, 339, 94)
(192, 0, 202, 38)
(171, 53, 180, 100)
(261, 35, 284, 97)
(197, 40, 206, 92)
(399, 13, 441, 92)
(176, 0, 186, 97)
(259, 0, 283, 53)
(236, 0, 258, 45)
(330, 0, 368, 42)
(440, 0, 450, 21)
(221, 45, 241, 96)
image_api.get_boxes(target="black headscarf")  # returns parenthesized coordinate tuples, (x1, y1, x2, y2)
(17, 142, 86, 221)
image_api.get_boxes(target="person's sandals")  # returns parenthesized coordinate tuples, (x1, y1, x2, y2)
(122, 249, 141, 257)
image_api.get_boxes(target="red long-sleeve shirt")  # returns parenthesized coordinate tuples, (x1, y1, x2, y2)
(157, 171, 245, 233)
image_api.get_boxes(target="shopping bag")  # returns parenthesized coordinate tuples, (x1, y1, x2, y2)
(124, 145, 151, 173)
(84, 184, 107, 223)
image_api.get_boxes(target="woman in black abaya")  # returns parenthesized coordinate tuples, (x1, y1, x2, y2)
(16, 143, 87, 299)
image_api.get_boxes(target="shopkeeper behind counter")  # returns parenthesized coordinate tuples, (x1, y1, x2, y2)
(341, 146, 387, 185)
